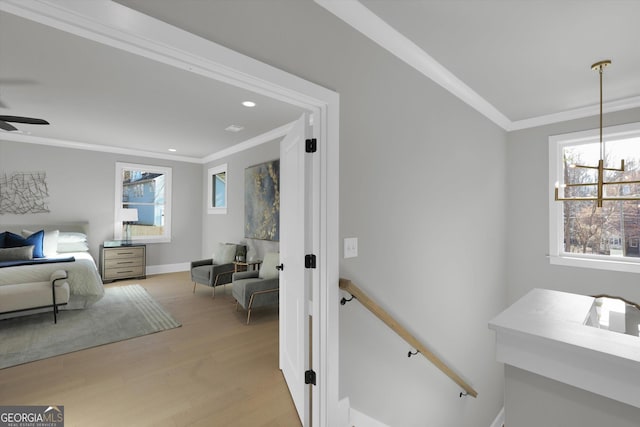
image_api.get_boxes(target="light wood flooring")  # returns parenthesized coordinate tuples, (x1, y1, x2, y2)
(0, 272, 301, 427)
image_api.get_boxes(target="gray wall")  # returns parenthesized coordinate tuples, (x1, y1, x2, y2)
(0, 140, 202, 268)
(202, 139, 281, 261)
(505, 365, 640, 427)
(506, 107, 640, 306)
(119, 1, 509, 425)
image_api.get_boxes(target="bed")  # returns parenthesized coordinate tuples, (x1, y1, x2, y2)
(0, 223, 104, 312)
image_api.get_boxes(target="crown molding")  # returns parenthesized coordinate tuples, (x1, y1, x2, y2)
(0, 132, 204, 163)
(1, 121, 296, 165)
(315, 0, 640, 132)
(509, 95, 640, 131)
(314, 0, 511, 130)
(202, 121, 294, 164)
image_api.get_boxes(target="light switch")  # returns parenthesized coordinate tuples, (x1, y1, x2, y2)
(344, 237, 358, 258)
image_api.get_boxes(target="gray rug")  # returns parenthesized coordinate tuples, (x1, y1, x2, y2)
(0, 284, 181, 369)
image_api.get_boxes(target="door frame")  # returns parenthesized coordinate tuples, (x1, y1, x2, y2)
(0, 1, 340, 425)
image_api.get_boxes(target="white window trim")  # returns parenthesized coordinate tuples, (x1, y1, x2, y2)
(549, 121, 640, 273)
(114, 162, 172, 243)
(207, 163, 227, 215)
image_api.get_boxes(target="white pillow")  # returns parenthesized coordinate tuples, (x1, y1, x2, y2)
(213, 243, 236, 264)
(259, 252, 280, 280)
(58, 232, 87, 243)
(23, 229, 59, 257)
(57, 241, 89, 253)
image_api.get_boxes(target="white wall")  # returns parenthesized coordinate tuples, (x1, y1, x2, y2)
(118, 1, 509, 425)
(505, 365, 640, 427)
(0, 140, 202, 268)
(506, 107, 640, 306)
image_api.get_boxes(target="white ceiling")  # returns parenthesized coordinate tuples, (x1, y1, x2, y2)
(0, 7, 303, 161)
(2, 0, 640, 159)
(358, 0, 640, 123)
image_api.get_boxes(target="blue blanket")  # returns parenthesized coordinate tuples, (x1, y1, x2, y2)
(0, 256, 75, 269)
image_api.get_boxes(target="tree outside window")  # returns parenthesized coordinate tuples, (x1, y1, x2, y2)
(550, 123, 640, 272)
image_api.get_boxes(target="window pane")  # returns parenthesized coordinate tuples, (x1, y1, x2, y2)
(116, 162, 171, 242)
(213, 172, 226, 208)
(561, 138, 640, 258)
(207, 164, 227, 214)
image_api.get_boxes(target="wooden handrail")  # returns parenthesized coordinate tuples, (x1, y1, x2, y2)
(339, 278, 478, 398)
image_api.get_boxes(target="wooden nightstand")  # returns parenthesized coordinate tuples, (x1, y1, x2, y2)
(100, 242, 146, 283)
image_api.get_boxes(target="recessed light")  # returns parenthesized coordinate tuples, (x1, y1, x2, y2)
(225, 125, 245, 132)
(168, 148, 177, 152)
(242, 101, 256, 108)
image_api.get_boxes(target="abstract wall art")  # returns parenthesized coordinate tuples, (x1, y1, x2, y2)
(245, 159, 279, 241)
(0, 171, 50, 214)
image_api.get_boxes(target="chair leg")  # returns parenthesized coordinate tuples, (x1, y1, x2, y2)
(246, 309, 251, 325)
(193, 282, 196, 293)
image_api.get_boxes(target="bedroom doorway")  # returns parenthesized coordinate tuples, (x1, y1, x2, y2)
(1, 2, 340, 425)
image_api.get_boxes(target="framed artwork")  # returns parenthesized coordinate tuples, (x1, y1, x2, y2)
(245, 159, 279, 241)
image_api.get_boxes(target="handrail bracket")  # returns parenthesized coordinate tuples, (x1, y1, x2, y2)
(339, 278, 478, 398)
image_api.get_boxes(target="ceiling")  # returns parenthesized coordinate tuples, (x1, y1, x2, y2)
(358, 0, 640, 123)
(0, 7, 303, 162)
(2, 1, 640, 159)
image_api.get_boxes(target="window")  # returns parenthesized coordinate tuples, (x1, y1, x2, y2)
(208, 164, 227, 214)
(549, 122, 640, 273)
(114, 162, 172, 243)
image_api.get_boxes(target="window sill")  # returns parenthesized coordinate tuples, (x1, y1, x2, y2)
(549, 255, 640, 274)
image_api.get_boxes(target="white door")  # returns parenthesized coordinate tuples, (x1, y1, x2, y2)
(280, 113, 310, 424)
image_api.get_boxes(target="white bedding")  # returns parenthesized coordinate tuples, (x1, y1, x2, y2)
(0, 252, 104, 309)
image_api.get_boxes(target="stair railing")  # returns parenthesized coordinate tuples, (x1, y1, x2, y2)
(339, 278, 478, 398)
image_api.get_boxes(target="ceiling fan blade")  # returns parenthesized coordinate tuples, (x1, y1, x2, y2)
(0, 120, 18, 131)
(0, 115, 49, 125)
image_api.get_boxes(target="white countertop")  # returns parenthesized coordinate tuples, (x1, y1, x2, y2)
(489, 288, 640, 408)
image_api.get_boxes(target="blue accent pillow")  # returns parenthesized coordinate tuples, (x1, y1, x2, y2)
(5, 230, 45, 258)
(0, 231, 6, 248)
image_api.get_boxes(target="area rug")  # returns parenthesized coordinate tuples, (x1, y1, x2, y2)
(0, 284, 181, 369)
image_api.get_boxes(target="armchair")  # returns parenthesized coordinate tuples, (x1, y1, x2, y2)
(191, 243, 246, 297)
(232, 252, 279, 324)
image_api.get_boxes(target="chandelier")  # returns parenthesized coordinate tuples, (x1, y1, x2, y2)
(554, 60, 640, 208)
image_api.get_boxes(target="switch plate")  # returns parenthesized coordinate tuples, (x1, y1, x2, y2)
(344, 237, 358, 258)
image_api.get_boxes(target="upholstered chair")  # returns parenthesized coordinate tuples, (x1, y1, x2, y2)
(232, 252, 279, 324)
(191, 243, 246, 297)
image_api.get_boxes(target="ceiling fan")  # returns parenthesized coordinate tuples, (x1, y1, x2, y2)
(0, 115, 49, 131)
(0, 79, 49, 131)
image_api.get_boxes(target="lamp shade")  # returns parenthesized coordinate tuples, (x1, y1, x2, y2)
(121, 208, 138, 222)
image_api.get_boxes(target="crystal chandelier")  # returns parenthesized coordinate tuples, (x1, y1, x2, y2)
(554, 60, 640, 207)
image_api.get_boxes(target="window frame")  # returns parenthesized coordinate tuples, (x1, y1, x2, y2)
(549, 121, 640, 273)
(114, 162, 172, 243)
(207, 163, 228, 215)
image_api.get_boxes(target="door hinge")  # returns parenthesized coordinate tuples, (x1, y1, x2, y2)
(305, 254, 317, 269)
(305, 138, 317, 153)
(305, 369, 316, 385)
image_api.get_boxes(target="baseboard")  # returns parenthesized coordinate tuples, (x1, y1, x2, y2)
(338, 398, 389, 427)
(490, 407, 505, 427)
(146, 262, 189, 276)
(338, 397, 351, 427)
(350, 407, 390, 427)
(338, 398, 504, 427)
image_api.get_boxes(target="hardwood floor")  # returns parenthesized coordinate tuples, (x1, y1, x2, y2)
(0, 272, 301, 427)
